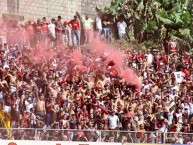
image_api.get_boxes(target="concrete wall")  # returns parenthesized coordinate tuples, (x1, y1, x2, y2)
(0, 0, 112, 21)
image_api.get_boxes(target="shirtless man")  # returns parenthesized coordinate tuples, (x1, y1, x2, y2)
(84, 76, 95, 90)
(8, 71, 17, 86)
(130, 99, 137, 111)
(36, 94, 46, 119)
(60, 88, 69, 101)
(48, 83, 58, 98)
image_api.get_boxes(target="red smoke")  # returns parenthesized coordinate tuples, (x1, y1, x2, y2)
(89, 38, 141, 92)
(120, 68, 141, 91)
(29, 47, 56, 64)
(27, 34, 141, 92)
(69, 49, 83, 69)
(0, 18, 141, 92)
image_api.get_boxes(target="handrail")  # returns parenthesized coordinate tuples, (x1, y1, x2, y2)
(0, 128, 193, 143)
(0, 128, 192, 134)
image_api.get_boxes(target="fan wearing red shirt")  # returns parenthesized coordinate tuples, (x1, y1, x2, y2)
(137, 50, 144, 60)
(183, 64, 190, 76)
(25, 20, 35, 47)
(68, 15, 80, 49)
(184, 52, 190, 63)
(35, 18, 42, 46)
(41, 17, 48, 47)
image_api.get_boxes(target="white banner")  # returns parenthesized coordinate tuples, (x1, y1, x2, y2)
(174, 71, 184, 83)
(0, 141, 121, 145)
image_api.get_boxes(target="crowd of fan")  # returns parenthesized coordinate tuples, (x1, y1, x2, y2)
(0, 14, 193, 144)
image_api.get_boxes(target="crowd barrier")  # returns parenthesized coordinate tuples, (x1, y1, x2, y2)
(1, 141, 192, 145)
(0, 128, 193, 144)
(0, 141, 121, 145)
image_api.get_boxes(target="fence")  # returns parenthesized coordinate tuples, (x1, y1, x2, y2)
(0, 128, 193, 144)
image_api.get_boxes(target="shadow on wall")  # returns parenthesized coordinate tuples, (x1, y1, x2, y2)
(2, 14, 24, 22)
(7, 0, 17, 14)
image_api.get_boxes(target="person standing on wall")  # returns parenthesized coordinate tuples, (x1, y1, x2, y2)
(25, 20, 35, 48)
(41, 17, 48, 48)
(102, 15, 111, 43)
(48, 18, 56, 47)
(0, 22, 7, 46)
(19, 24, 27, 48)
(68, 15, 80, 49)
(62, 21, 70, 47)
(34, 18, 43, 48)
(117, 16, 127, 45)
(95, 13, 102, 40)
(11, 20, 20, 45)
(76, 12, 94, 45)
(55, 16, 63, 47)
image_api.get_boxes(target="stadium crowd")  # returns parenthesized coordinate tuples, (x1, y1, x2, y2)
(0, 13, 193, 144)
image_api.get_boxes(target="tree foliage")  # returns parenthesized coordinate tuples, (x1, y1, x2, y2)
(97, 0, 193, 50)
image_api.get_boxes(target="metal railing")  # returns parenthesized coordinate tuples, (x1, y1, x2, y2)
(0, 128, 193, 144)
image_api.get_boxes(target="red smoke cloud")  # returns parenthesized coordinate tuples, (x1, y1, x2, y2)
(88, 38, 141, 91)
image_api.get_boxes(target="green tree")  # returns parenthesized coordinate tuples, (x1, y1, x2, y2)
(97, 0, 193, 50)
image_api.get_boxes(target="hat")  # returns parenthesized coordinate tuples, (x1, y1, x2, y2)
(108, 60, 115, 66)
